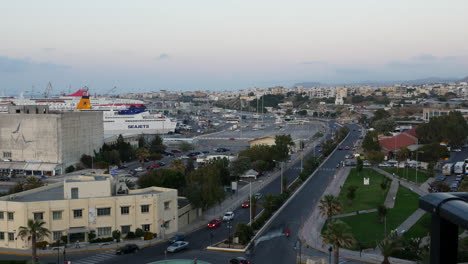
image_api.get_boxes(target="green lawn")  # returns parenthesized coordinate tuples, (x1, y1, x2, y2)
(339, 185, 420, 249)
(403, 213, 430, 239)
(382, 168, 430, 184)
(338, 168, 390, 214)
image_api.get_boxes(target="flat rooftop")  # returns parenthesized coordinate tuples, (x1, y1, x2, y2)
(3, 184, 163, 203)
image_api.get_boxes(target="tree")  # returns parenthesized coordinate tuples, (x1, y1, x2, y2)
(229, 156, 251, 180)
(373, 118, 396, 134)
(377, 204, 388, 223)
(321, 220, 355, 264)
(24, 176, 44, 190)
(178, 141, 194, 152)
(138, 136, 147, 148)
(234, 222, 254, 245)
(367, 151, 385, 165)
(318, 195, 342, 223)
(346, 185, 358, 204)
(396, 147, 410, 173)
(135, 148, 150, 167)
(17, 219, 50, 264)
(169, 159, 186, 174)
(416, 111, 468, 147)
(416, 143, 449, 164)
(459, 180, 468, 192)
(185, 163, 225, 209)
(356, 159, 363, 175)
(138, 169, 186, 190)
(362, 131, 380, 152)
(371, 109, 391, 123)
(431, 181, 450, 192)
(65, 165, 75, 173)
(149, 135, 166, 154)
(378, 231, 401, 264)
(274, 134, 295, 162)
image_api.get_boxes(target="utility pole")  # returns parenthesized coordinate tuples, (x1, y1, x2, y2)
(281, 162, 284, 194)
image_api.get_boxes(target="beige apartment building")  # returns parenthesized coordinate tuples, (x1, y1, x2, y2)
(0, 175, 177, 249)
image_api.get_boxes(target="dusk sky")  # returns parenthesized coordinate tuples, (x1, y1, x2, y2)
(1, 0, 468, 95)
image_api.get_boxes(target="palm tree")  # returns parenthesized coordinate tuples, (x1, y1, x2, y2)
(322, 220, 355, 264)
(378, 231, 401, 264)
(169, 159, 186, 174)
(17, 219, 50, 264)
(135, 148, 150, 167)
(318, 195, 342, 223)
(377, 204, 388, 224)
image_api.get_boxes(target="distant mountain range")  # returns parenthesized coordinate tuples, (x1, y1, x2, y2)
(293, 76, 468, 87)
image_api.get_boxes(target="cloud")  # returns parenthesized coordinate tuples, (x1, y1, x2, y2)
(299, 60, 327, 65)
(334, 67, 369, 75)
(42, 48, 56, 53)
(155, 53, 170, 60)
(0, 56, 70, 73)
(411, 54, 437, 61)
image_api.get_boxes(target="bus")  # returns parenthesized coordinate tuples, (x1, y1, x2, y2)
(442, 163, 453, 176)
(454, 162, 465, 174)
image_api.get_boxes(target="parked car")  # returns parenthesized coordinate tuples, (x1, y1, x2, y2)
(452, 148, 462, 152)
(166, 241, 189, 253)
(207, 219, 221, 229)
(156, 161, 166, 167)
(163, 151, 175, 156)
(450, 183, 458, 192)
(229, 138, 235, 140)
(230, 257, 251, 264)
(241, 201, 250, 208)
(147, 164, 160, 170)
(0, 176, 10, 181)
(171, 149, 181, 153)
(134, 167, 144, 172)
(169, 233, 186, 244)
(116, 244, 139, 255)
(118, 164, 128, 169)
(363, 160, 371, 167)
(216, 148, 230, 152)
(378, 162, 391, 168)
(435, 175, 447, 182)
(223, 211, 235, 221)
(455, 175, 464, 183)
(202, 150, 210, 154)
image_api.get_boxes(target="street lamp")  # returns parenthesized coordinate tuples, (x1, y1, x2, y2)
(415, 150, 424, 183)
(294, 239, 302, 264)
(273, 160, 284, 194)
(227, 220, 232, 248)
(328, 246, 333, 264)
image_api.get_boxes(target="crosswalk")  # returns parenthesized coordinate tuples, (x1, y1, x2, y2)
(72, 249, 116, 264)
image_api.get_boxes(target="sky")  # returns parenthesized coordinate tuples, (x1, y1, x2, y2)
(1, 0, 468, 95)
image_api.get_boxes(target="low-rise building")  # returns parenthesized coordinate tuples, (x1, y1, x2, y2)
(0, 175, 177, 249)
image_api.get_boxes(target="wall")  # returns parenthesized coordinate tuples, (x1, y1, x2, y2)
(64, 178, 112, 199)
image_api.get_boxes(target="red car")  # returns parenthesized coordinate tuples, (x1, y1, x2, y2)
(207, 219, 221, 229)
(171, 149, 181, 153)
(229, 138, 235, 140)
(241, 201, 250, 208)
(146, 164, 160, 170)
(345, 146, 350, 150)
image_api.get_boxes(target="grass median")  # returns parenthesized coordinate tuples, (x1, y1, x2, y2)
(337, 168, 390, 214)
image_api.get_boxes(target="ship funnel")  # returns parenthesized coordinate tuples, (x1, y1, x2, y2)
(76, 88, 91, 110)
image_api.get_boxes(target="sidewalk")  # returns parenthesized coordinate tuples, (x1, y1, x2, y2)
(384, 179, 399, 209)
(373, 167, 428, 196)
(395, 209, 426, 235)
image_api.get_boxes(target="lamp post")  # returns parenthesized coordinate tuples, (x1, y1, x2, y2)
(238, 179, 253, 223)
(280, 161, 284, 194)
(227, 220, 232, 248)
(328, 246, 333, 264)
(416, 150, 424, 183)
(295, 239, 302, 264)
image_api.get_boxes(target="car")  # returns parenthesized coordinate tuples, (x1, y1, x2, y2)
(229, 138, 235, 140)
(147, 164, 160, 170)
(187, 151, 201, 157)
(169, 233, 186, 244)
(202, 150, 210, 154)
(435, 175, 447, 182)
(134, 167, 144, 172)
(455, 175, 464, 183)
(116, 244, 139, 255)
(229, 257, 251, 264)
(450, 183, 459, 192)
(171, 149, 181, 153)
(156, 161, 166, 167)
(338, 146, 343, 150)
(241, 201, 250, 208)
(207, 219, 221, 229)
(378, 162, 391, 168)
(0, 176, 10, 181)
(118, 164, 128, 169)
(163, 151, 175, 156)
(452, 148, 462, 152)
(254, 192, 262, 200)
(216, 148, 230, 153)
(223, 211, 235, 221)
(363, 160, 371, 167)
(166, 241, 189, 253)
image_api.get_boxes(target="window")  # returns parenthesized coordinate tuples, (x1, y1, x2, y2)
(52, 211, 62, 220)
(3, 152, 11, 158)
(7, 212, 14, 221)
(141, 205, 149, 213)
(53, 231, 62, 241)
(71, 188, 79, 199)
(0, 211, 4, 220)
(163, 220, 170, 229)
(120, 206, 129, 215)
(97, 227, 111, 237)
(121, 225, 131, 235)
(73, 209, 83, 218)
(142, 224, 150, 232)
(164, 201, 171, 210)
(33, 212, 43, 221)
(97, 208, 111, 216)
(8, 233, 14, 241)
(0, 232, 4, 240)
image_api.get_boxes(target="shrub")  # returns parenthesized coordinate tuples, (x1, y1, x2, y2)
(112, 230, 121, 240)
(35, 241, 48, 249)
(143, 232, 154, 240)
(65, 165, 75, 173)
(234, 222, 254, 245)
(88, 231, 96, 241)
(89, 237, 114, 243)
(61, 235, 68, 244)
(126, 231, 136, 239)
(135, 228, 144, 238)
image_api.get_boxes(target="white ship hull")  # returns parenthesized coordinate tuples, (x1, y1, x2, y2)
(103, 111, 177, 135)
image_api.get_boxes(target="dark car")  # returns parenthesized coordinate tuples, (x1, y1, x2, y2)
(156, 161, 166, 167)
(230, 257, 251, 264)
(116, 244, 139, 255)
(0, 176, 11, 182)
(164, 151, 175, 156)
(216, 148, 230, 152)
(118, 164, 128, 169)
(169, 233, 186, 244)
(338, 146, 343, 150)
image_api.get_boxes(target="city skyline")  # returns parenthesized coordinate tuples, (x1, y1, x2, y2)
(1, 0, 468, 94)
